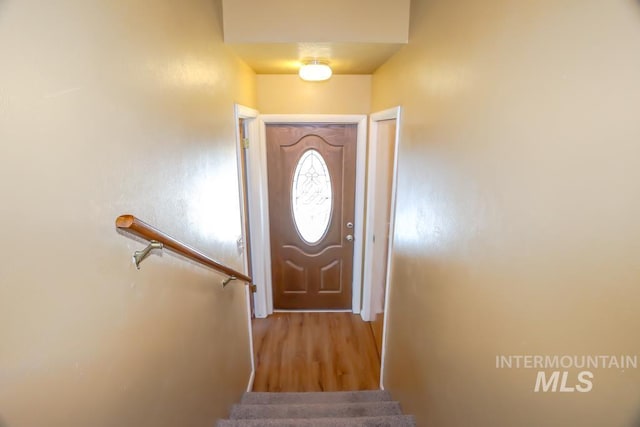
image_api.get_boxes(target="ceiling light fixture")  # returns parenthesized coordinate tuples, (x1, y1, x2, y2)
(299, 60, 332, 82)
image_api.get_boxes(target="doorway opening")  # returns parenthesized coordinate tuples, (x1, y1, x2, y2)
(250, 115, 368, 317)
(234, 104, 261, 391)
(361, 106, 401, 388)
(238, 109, 401, 390)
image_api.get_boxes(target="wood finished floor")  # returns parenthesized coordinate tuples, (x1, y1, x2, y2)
(252, 312, 381, 392)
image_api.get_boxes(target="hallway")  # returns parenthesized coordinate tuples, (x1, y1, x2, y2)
(252, 313, 380, 392)
(3, 0, 640, 425)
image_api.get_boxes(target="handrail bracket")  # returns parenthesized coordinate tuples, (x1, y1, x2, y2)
(133, 240, 163, 269)
(222, 276, 237, 287)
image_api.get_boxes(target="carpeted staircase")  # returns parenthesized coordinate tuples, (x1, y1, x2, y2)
(216, 390, 416, 426)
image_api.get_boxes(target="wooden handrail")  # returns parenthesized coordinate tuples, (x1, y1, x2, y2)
(115, 214, 252, 284)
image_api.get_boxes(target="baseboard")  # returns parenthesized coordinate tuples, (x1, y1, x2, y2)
(246, 369, 255, 392)
(273, 309, 352, 313)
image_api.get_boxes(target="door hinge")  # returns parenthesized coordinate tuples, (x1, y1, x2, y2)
(249, 284, 257, 293)
(243, 138, 250, 149)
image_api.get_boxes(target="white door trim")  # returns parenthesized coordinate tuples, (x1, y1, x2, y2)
(252, 114, 368, 316)
(361, 106, 402, 390)
(233, 104, 260, 391)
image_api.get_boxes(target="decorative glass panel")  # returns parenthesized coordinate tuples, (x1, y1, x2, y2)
(292, 149, 332, 244)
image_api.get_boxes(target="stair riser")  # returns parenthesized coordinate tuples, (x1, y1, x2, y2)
(241, 390, 392, 405)
(230, 401, 401, 419)
(217, 415, 416, 427)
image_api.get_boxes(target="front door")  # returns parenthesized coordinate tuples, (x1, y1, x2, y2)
(266, 124, 357, 309)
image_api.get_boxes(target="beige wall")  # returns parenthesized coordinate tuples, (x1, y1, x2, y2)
(374, 0, 640, 426)
(257, 75, 371, 114)
(0, 1, 255, 426)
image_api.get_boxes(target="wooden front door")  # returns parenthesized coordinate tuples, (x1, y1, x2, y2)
(266, 124, 357, 309)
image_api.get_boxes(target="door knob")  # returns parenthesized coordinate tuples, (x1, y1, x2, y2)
(345, 234, 354, 242)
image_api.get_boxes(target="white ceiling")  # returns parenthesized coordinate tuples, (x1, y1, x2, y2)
(221, 0, 410, 75)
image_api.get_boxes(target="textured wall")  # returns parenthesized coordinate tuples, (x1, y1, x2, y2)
(373, 0, 640, 425)
(0, 1, 255, 426)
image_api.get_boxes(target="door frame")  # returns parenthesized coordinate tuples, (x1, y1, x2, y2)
(361, 106, 402, 322)
(251, 114, 368, 317)
(233, 103, 260, 391)
(361, 106, 401, 389)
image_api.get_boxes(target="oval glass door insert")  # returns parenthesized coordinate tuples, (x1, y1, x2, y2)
(291, 149, 333, 244)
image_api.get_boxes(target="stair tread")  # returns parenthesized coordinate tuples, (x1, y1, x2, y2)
(230, 401, 402, 419)
(241, 390, 392, 405)
(217, 414, 416, 427)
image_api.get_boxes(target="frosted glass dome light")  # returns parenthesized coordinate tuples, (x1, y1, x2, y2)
(299, 60, 332, 81)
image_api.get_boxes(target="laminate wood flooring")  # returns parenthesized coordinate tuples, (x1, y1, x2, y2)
(251, 312, 381, 392)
